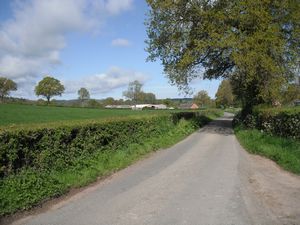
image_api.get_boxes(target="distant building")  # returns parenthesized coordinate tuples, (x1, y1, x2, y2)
(105, 105, 132, 109)
(179, 103, 199, 110)
(132, 104, 167, 110)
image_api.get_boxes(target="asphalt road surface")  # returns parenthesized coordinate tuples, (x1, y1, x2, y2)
(12, 113, 300, 225)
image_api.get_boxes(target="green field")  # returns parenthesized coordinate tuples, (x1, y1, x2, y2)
(0, 104, 168, 127)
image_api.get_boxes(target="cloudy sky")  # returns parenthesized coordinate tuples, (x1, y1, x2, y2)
(0, 0, 221, 100)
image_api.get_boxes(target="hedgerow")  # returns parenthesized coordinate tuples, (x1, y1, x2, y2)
(0, 115, 174, 177)
(233, 106, 300, 139)
(0, 110, 223, 216)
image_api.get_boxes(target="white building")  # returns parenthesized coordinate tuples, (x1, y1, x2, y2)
(132, 104, 167, 110)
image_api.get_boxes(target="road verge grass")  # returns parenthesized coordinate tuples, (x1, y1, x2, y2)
(0, 111, 222, 216)
(235, 126, 300, 174)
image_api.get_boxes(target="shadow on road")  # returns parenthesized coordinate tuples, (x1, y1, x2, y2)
(198, 116, 234, 136)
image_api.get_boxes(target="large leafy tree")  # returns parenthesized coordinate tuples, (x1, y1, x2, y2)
(281, 83, 300, 104)
(194, 90, 211, 108)
(35, 76, 65, 103)
(146, 0, 300, 111)
(78, 87, 90, 101)
(0, 77, 17, 100)
(123, 80, 143, 103)
(215, 80, 234, 107)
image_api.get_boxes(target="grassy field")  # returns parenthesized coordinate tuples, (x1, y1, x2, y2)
(0, 103, 168, 127)
(235, 127, 300, 174)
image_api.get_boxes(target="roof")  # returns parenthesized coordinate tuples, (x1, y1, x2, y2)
(179, 103, 199, 109)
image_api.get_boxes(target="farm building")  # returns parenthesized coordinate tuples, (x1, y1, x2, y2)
(132, 104, 167, 110)
(179, 103, 199, 110)
(105, 105, 132, 109)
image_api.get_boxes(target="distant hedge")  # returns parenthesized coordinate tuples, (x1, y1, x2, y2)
(233, 107, 300, 139)
(0, 110, 222, 178)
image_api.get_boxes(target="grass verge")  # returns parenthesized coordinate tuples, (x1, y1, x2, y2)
(235, 126, 300, 174)
(0, 114, 219, 216)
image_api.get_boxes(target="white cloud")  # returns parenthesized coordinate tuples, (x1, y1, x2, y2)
(64, 67, 148, 95)
(0, 0, 134, 97)
(105, 0, 133, 14)
(111, 38, 131, 47)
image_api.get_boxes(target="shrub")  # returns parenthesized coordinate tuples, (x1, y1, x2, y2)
(0, 110, 220, 215)
(233, 107, 300, 139)
(0, 111, 222, 178)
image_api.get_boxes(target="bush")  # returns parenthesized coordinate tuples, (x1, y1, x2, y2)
(0, 115, 170, 177)
(0, 110, 220, 215)
(233, 107, 300, 139)
(0, 111, 222, 178)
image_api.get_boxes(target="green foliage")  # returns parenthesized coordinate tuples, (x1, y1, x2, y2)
(233, 106, 300, 139)
(0, 110, 219, 215)
(0, 77, 17, 100)
(281, 83, 300, 105)
(35, 76, 65, 103)
(78, 88, 90, 101)
(123, 80, 143, 103)
(122, 80, 156, 104)
(235, 127, 300, 174)
(193, 90, 212, 108)
(139, 92, 157, 104)
(215, 80, 234, 107)
(146, 0, 300, 108)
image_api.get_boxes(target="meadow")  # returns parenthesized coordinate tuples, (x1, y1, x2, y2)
(0, 103, 168, 127)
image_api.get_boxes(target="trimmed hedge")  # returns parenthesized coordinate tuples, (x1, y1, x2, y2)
(0, 115, 169, 177)
(0, 110, 222, 178)
(233, 107, 300, 139)
(0, 110, 223, 216)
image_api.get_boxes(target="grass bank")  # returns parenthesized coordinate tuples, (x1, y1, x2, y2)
(235, 127, 300, 174)
(0, 111, 222, 216)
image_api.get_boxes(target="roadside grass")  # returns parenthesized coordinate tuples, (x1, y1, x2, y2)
(235, 127, 300, 174)
(224, 107, 241, 115)
(0, 117, 211, 216)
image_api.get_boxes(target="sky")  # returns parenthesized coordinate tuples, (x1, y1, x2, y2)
(0, 0, 221, 100)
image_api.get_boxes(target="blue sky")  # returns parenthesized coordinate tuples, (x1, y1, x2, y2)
(0, 0, 221, 100)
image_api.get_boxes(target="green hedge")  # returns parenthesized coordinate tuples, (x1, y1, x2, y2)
(0, 115, 169, 177)
(233, 107, 300, 139)
(0, 111, 222, 178)
(0, 110, 223, 215)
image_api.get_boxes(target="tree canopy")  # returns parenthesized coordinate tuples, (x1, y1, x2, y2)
(78, 87, 90, 101)
(215, 80, 234, 107)
(35, 76, 65, 103)
(123, 80, 143, 103)
(146, 0, 300, 110)
(123, 80, 157, 104)
(0, 77, 17, 100)
(193, 90, 211, 108)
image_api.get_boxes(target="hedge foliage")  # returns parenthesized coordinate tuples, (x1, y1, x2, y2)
(0, 110, 222, 178)
(233, 107, 300, 139)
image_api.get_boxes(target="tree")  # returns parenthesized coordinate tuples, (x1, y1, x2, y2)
(78, 88, 90, 101)
(35, 76, 65, 103)
(0, 77, 17, 100)
(146, 0, 300, 112)
(102, 97, 116, 106)
(215, 80, 234, 108)
(140, 92, 156, 104)
(194, 90, 211, 108)
(282, 83, 300, 105)
(123, 80, 143, 103)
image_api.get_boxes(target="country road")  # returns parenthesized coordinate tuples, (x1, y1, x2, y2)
(10, 113, 300, 225)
